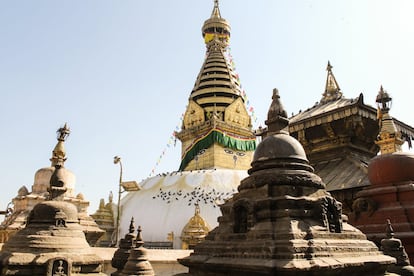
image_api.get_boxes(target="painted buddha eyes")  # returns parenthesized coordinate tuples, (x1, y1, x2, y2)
(224, 149, 245, 156)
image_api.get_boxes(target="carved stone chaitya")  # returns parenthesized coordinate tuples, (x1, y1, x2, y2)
(381, 220, 414, 275)
(120, 226, 154, 276)
(179, 89, 395, 275)
(111, 217, 137, 276)
(0, 124, 104, 245)
(0, 163, 105, 275)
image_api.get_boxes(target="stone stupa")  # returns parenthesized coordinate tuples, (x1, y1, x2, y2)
(179, 88, 395, 275)
(0, 126, 105, 275)
(0, 124, 104, 245)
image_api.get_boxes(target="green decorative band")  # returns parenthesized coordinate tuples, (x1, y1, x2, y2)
(179, 129, 256, 171)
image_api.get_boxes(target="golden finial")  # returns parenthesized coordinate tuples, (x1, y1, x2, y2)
(326, 61, 333, 72)
(321, 61, 342, 104)
(211, 0, 221, 18)
(57, 123, 70, 142)
(50, 123, 70, 166)
(375, 86, 403, 154)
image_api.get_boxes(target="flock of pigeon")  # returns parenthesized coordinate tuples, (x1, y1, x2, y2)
(152, 186, 237, 207)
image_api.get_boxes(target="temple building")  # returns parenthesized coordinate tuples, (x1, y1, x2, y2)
(112, 0, 256, 249)
(257, 62, 414, 214)
(0, 124, 104, 246)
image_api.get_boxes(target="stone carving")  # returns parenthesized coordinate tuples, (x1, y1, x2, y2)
(352, 197, 377, 218)
(321, 195, 343, 233)
(47, 258, 71, 276)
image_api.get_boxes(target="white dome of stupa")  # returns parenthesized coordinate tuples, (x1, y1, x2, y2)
(120, 169, 247, 249)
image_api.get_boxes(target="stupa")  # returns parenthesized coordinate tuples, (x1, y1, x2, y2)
(381, 219, 414, 275)
(179, 89, 395, 275)
(111, 217, 137, 276)
(0, 124, 104, 245)
(0, 135, 105, 275)
(120, 225, 154, 275)
(349, 87, 414, 263)
(115, 0, 256, 249)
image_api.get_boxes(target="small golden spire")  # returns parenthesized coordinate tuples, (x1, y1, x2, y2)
(211, 0, 221, 18)
(180, 204, 210, 249)
(375, 86, 403, 154)
(50, 123, 70, 166)
(321, 61, 343, 104)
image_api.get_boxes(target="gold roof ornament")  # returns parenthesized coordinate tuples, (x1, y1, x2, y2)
(181, 204, 210, 249)
(375, 86, 403, 154)
(50, 123, 70, 166)
(320, 61, 343, 104)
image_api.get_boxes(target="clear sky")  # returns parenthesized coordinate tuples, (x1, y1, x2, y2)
(1, 1, 413, 213)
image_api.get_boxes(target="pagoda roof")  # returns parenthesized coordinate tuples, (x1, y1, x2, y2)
(313, 153, 370, 192)
(290, 94, 373, 126)
(289, 93, 414, 140)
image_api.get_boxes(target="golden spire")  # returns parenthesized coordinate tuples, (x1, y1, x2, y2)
(50, 123, 70, 166)
(320, 61, 343, 104)
(375, 86, 403, 154)
(202, 0, 230, 45)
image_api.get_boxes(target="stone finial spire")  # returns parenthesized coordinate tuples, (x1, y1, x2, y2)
(320, 61, 343, 104)
(50, 123, 70, 166)
(129, 217, 136, 234)
(375, 86, 403, 154)
(265, 88, 289, 135)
